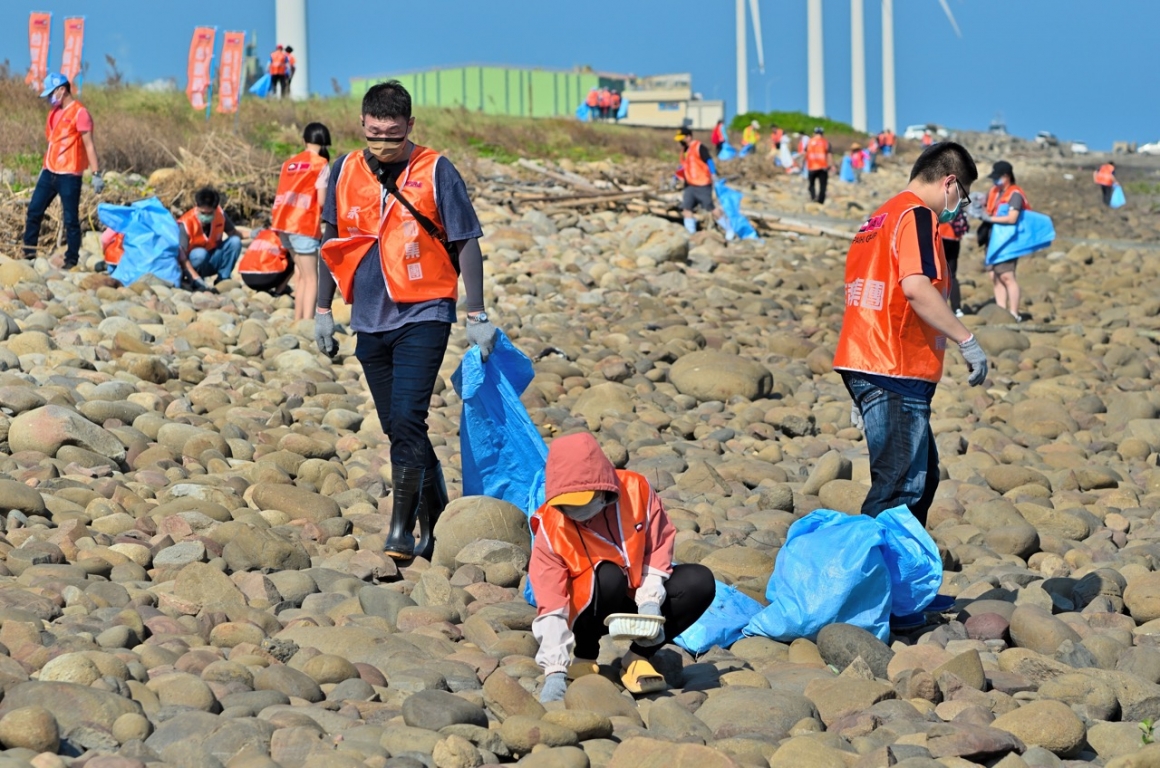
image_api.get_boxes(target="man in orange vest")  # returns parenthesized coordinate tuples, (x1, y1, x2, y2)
(284, 46, 297, 90)
(529, 432, 714, 702)
(269, 45, 289, 99)
(1093, 162, 1116, 206)
(239, 228, 294, 295)
(585, 88, 599, 121)
(675, 127, 735, 240)
(176, 187, 243, 290)
(597, 87, 612, 121)
(610, 89, 622, 122)
(806, 127, 833, 204)
(315, 80, 497, 562)
(833, 142, 987, 628)
(22, 73, 102, 269)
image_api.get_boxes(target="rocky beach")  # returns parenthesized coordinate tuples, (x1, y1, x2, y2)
(0, 133, 1159, 768)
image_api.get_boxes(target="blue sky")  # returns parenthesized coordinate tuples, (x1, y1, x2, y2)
(0, 0, 1151, 149)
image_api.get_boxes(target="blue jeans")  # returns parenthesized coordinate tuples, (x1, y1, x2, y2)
(189, 235, 242, 281)
(355, 321, 451, 469)
(23, 170, 82, 264)
(847, 375, 939, 527)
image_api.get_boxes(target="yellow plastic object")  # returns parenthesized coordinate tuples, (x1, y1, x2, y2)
(621, 657, 667, 695)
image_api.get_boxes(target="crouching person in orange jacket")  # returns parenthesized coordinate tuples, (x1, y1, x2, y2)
(529, 432, 714, 702)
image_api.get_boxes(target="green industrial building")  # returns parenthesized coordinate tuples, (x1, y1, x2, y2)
(350, 65, 627, 119)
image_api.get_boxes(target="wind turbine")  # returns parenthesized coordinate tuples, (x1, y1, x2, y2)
(878, 0, 962, 132)
(736, 0, 766, 115)
(275, 0, 309, 100)
(808, 0, 824, 117)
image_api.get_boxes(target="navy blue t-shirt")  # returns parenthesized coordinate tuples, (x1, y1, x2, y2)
(322, 150, 483, 333)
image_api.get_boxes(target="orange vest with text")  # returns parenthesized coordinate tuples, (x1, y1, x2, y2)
(1093, 164, 1115, 186)
(320, 147, 459, 304)
(103, 233, 124, 266)
(272, 150, 327, 238)
(985, 184, 1030, 216)
(44, 100, 88, 175)
(239, 229, 290, 275)
(833, 191, 949, 383)
(682, 140, 712, 187)
(806, 136, 830, 171)
(269, 50, 288, 75)
(530, 470, 652, 626)
(178, 207, 226, 251)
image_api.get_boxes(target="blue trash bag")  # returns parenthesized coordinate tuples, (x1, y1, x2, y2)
(840, 155, 857, 183)
(717, 142, 738, 161)
(575, 103, 591, 121)
(739, 143, 754, 157)
(616, 99, 629, 120)
(985, 205, 1055, 266)
(745, 510, 892, 641)
(1110, 184, 1126, 209)
(249, 73, 272, 98)
(877, 505, 942, 616)
(675, 580, 763, 654)
(713, 179, 759, 240)
(97, 197, 182, 287)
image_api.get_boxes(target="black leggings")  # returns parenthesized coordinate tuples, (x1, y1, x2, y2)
(573, 562, 715, 660)
(942, 238, 961, 312)
(1101, 185, 1114, 206)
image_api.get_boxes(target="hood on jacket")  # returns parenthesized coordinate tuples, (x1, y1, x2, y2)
(544, 433, 620, 508)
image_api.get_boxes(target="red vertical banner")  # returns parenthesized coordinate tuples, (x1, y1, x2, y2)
(216, 31, 245, 114)
(25, 12, 52, 91)
(60, 17, 85, 88)
(186, 26, 216, 110)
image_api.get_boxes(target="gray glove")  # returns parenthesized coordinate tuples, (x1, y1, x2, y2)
(980, 213, 993, 223)
(315, 311, 337, 358)
(959, 335, 988, 387)
(91, 174, 105, 194)
(539, 672, 567, 703)
(190, 278, 210, 293)
(850, 403, 865, 431)
(634, 602, 666, 647)
(466, 317, 497, 362)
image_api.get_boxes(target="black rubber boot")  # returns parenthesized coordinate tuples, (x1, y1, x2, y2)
(415, 463, 448, 561)
(384, 465, 424, 560)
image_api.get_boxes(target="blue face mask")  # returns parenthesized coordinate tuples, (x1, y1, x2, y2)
(938, 184, 963, 224)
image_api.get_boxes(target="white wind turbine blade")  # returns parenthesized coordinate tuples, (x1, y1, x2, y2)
(748, 0, 765, 74)
(937, 0, 963, 37)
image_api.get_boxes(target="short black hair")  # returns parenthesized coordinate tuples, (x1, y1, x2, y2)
(284, 46, 293, 53)
(362, 80, 411, 120)
(909, 142, 978, 185)
(194, 188, 220, 208)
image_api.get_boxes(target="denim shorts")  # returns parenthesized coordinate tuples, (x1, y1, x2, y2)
(286, 234, 321, 255)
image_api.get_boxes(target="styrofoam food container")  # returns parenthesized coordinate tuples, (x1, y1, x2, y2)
(603, 613, 665, 641)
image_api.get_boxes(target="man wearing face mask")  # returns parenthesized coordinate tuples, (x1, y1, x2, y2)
(177, 187, 244, 290)
(675, 127, 735, 240)
(529, 432, 714, 702)
(316, 80, 496, 562)
(22, 73, 102, 270)
(834, 142, 987, 627)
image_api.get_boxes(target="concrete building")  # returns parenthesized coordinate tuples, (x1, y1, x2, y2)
(621, 73, 724, 131)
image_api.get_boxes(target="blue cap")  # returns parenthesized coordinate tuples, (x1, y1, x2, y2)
(39, 73, 68, 98)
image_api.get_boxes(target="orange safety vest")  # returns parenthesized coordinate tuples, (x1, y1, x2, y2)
(771, 128, 784, 146)
(272, 150, 328, 238)
(1093, 164, 1116, 186)
(269, 50, 288, 75)
(103, 232, 124, 266)
(611, 93, 621, 108)
(239, 229, 290, 275)
(833, 191, 949, 383)
(530, 470, 652, 626)
(320, 147, 458, 305)
(985, 184, 1031, 216)
(681, 140, 712, 187)
(44, 100, 88, 175)
(937, 221, 959, 241)
(586, 90, 599, 107)
(922, 134, 933, 146)
(597, 91, 612, 108)
(178, 207, 227, 251)
(806, 136, 830, 171)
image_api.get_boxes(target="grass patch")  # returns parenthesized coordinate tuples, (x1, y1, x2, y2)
(730, 111, 863, 138)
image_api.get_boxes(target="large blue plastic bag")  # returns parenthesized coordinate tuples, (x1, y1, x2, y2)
(986, 204, 1055, 266)
(877, 505, 941, 616)
(746, 510, 892, 641)
(575, 103, 591, 121)
(840, 155, 857, 183)
(451, 330, 547, 511)
(713, 179, 759, 240)
(717, 142, 738, 161)
(675, 580, 763, 654)
(1110, 184, 1126, 209)
(616, 99, 629, 120)
(97, 197, 182, 287)
(249, 73, 272, 97)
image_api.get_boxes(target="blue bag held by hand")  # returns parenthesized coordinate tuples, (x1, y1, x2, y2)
(713, 179, 759, 240)
(675, 580, 763, 654)
(97, 197, 182, 288)
(249, 73, 272, 98)
(717, 142, 738, 161)
(1110, 184, 1126, 209)
(840, 155, 857, 183)
(985, 204, 1055, 266)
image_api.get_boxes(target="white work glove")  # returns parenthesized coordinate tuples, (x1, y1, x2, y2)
(850, 403, 865, 431)
(539, 672, 567, 703)
(959, 334, 989, 387)
(466, 315, 498, 362)
(315, 311, 337, 358)
(633, 602, 666, 647)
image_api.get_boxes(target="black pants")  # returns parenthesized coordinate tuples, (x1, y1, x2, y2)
(242, 265, 294, 294)
(808, 169, 829, 204)
(355, 321, 451, 469)
(573, 562, 715, 660)
(23, 170, 82, 264)
(1101, 185, 1114, 206)
(271, 74, 289, 98)
(714, 142, 724, 156)
(943, 238, 961, 312)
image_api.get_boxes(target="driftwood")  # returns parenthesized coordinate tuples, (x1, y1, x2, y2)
(515, 159, 601, 192)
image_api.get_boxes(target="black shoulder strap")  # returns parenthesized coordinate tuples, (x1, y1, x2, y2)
(365, 152, 446, 243)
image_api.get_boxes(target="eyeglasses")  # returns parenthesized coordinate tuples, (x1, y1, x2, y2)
(955, 180, 969, 201)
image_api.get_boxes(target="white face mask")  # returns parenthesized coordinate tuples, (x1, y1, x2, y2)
(559, 494, 608, 522)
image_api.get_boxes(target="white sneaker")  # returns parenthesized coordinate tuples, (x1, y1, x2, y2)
(954, 309, 964, 318)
